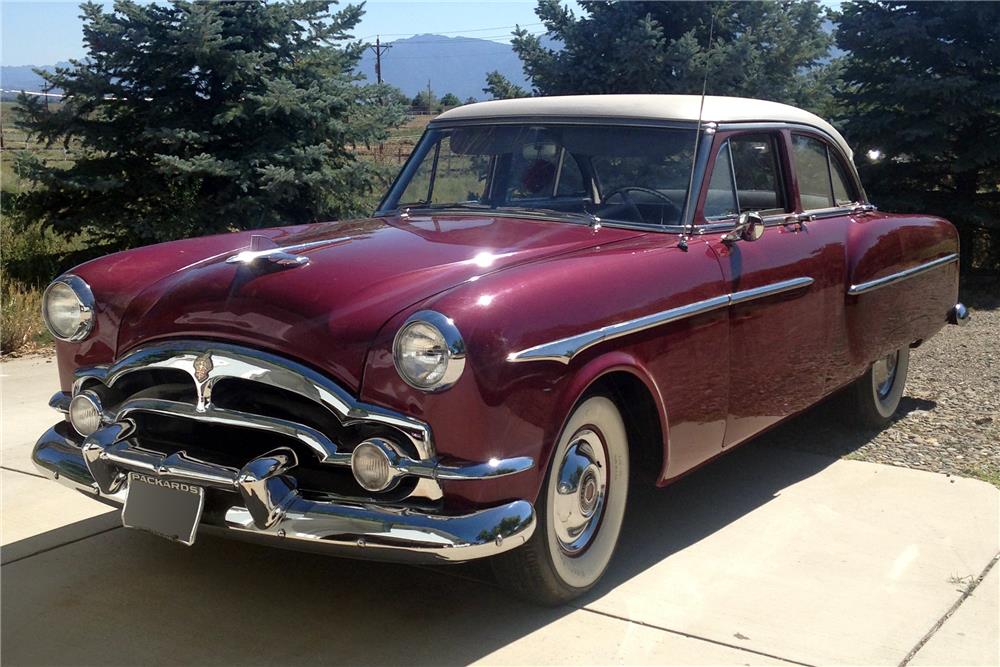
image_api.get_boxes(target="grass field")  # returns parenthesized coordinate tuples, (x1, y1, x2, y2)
(1, 101, 79, 194)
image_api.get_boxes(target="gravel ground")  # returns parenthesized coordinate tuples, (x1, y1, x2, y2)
(762, 283, 1000, 487)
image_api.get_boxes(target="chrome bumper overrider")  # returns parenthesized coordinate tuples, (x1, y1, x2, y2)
(33, 423, 536, 563)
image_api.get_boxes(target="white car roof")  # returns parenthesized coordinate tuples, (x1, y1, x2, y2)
(435, 94, 853, 159)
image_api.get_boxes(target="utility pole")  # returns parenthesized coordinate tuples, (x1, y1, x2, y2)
(369, 36, 391, 85)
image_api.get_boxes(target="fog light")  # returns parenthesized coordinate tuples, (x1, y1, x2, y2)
(69, 392, 103, 436)
(351, 438, 402, 492)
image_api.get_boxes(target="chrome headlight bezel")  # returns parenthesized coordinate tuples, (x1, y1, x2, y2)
(392, 310, 466, 392)
(41, 274, 96, 342)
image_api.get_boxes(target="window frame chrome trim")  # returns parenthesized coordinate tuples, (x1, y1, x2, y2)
(508, 276, 815, 364)
(847, 254, 959, 296)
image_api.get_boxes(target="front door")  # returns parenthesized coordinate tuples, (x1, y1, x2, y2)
(698, 129, 849, 448)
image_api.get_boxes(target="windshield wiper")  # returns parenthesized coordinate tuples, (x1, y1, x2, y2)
(393, 202, 601, 228)
(492, 206, 602, 228)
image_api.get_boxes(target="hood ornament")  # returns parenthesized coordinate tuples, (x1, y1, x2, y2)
(192, 351, 214, 383)
(226, 235, 352, 268)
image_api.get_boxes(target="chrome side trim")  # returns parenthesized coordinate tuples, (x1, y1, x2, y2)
(847, 254, 958, 296)
(729, 276, 815, 305)
(508, 294, 730, 364)
(73, 340, 435, 460)
(509, 277, 814, 364)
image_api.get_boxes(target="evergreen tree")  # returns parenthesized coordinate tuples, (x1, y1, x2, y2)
(411, 89, 439, 113)
(482, 71, 528, 100)
(836, 1, 1000, 272)
(509, 0, 836, 113)
(15, 0, 404, 248)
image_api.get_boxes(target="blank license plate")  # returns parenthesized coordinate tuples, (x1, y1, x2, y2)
(122, 472, 205, 545)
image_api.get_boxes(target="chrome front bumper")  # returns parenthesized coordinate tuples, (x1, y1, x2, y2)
(33, 423, 536, 563)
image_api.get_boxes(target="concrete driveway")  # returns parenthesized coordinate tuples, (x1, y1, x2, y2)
(2, 355, 997, 666)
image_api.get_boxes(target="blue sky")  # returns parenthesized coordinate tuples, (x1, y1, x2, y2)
(1, 0, 573, 66)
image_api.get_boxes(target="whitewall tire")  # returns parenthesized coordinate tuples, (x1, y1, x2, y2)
(492, 394, 629, 605)
(844, 346, 910, 429)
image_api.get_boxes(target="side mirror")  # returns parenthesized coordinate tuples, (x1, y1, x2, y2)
(723, 211, 765, 244)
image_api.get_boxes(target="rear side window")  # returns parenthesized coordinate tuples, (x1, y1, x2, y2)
(703, 133, 786, 218)
(792, 134, 857, 210)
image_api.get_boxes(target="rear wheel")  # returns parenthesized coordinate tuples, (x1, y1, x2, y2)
(843, 346, 910, 429)
(492, 394, 629, 605)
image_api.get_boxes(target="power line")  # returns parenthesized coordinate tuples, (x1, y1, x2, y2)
(368, 35, 391, 84)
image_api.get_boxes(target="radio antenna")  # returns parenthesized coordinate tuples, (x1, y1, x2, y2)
(678, 12, 716, 251)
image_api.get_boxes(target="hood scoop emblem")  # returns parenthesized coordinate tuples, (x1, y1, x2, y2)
(226, 235, 351, 268)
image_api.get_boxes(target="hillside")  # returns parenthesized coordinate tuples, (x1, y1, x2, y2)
(356, 33, 532, 100)
(2, 34, 533, 102)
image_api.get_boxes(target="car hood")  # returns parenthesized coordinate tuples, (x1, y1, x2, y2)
(115, 214, 643, 390)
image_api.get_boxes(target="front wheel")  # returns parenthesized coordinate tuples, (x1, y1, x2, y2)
(843, 346, 910, 429)
(492, 394, 629, 605)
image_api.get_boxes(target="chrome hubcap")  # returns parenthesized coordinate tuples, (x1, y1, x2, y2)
(553, 428, 608, 555)
(873, 351, 899, 399)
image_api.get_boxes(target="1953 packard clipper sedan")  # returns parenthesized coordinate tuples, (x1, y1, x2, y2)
(34, 95, 968, 604)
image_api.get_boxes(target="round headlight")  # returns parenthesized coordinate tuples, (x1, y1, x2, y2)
(69, 391, 104, 436)
(351, 438, 402, 492)
(42, 275, 95, 342)
(392, 311, 466, 391)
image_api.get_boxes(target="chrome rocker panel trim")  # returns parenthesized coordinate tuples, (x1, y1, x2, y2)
(32, 424, 536, 563)
(847, 253, 959, 296)
(509, 276, 814, 364)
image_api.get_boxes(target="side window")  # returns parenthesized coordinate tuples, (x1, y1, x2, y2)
(729, 134, 785, 213)
(829, 155, 856, 207)
(703, 133, 785, 219)
(704, 144, 738, 218)
(792, 134, 859, 210)
(792, 135, 833, 210)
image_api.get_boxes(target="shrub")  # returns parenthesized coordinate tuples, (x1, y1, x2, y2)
(1, 280, 45, 355)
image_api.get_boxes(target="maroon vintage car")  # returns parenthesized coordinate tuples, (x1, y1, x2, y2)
(34, 95, 967, 604)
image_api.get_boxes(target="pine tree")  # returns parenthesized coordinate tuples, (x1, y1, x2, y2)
(15, 0, 404, 248)
(482, 71, 528, 100)
(836, 1, 1000, 272)
(508, 0, 836, 114)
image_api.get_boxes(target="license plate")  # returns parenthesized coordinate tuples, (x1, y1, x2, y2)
(122, 472, 205, 545)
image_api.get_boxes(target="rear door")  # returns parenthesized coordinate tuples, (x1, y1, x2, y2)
(697, 128, 850, 448)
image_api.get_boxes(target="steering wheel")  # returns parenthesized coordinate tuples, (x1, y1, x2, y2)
(601, 187, 679, 223)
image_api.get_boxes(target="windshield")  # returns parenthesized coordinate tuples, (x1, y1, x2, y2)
(381, 124, 697, 226)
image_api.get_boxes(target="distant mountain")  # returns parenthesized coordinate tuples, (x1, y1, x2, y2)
(3, 33, 538, 101)
(0, 63, 69, 99)
(357, 34, 535, 101)
(1, 34, 531, 102)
